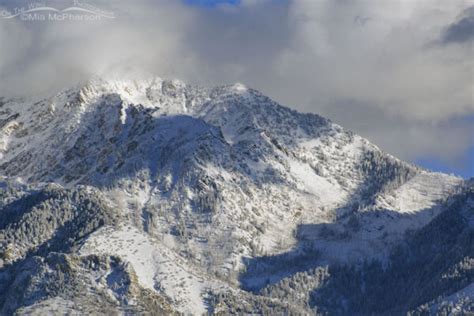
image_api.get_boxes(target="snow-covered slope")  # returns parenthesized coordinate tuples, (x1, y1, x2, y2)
(0, 76, 470, 315)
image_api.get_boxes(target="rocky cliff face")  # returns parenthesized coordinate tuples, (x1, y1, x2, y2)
(0, 76, 471, 315)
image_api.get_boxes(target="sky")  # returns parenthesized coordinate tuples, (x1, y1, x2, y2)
(185, 0, 240, 6)
(0, 0, 473, 178)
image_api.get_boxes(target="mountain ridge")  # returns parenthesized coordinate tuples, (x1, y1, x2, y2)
(0, 76, 471, 315)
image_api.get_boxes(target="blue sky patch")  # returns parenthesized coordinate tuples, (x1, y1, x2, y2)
(183, 0, 240, 7)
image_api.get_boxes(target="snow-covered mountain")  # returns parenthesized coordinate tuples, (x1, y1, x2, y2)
(0, 76, 472, 315)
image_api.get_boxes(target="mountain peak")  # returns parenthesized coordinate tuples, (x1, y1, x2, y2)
(0, 75, 468, 315)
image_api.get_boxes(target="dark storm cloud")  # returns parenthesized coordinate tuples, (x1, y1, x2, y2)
(441, 6, 474, 44)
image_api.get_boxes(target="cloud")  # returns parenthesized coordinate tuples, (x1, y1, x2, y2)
(0, 0, 197, 95)
(0, 0, 472, 173)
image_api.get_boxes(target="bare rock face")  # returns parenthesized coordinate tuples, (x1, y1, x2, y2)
(0, 76, 471, 315)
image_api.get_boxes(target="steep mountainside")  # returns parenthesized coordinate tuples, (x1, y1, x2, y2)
(0, 77, 471, 315)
